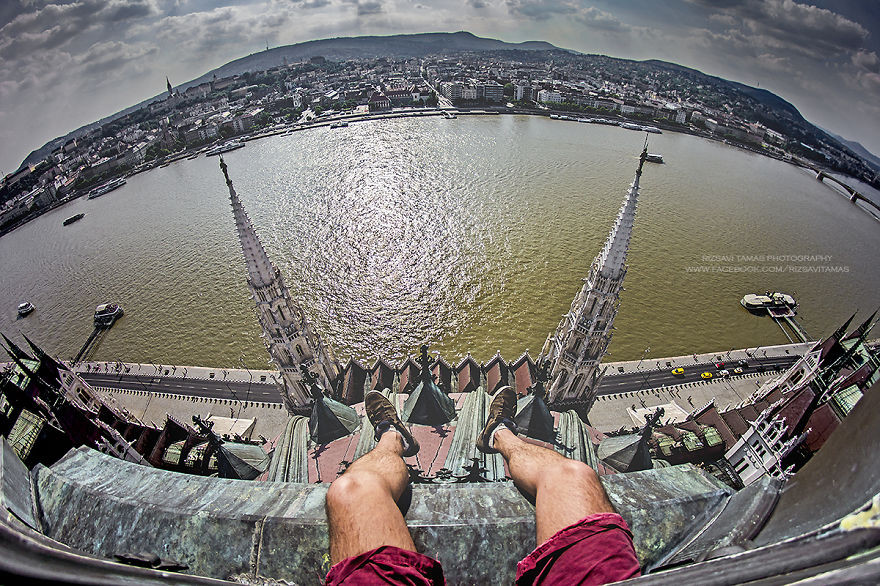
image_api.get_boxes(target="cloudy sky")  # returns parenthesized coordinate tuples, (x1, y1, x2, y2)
(1, 0, 878, 174)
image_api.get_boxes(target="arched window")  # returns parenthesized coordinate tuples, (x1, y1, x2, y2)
(557, 371, 568, 388)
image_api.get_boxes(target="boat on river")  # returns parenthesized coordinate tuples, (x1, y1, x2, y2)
(741, 292, 797, 316)
(63, 213, 85, 226)
(17, 302, 35, 317)
(87, 178, 126, 200)
(205, 141, 245, 156)
(645, 153, 664, 164)
(94, 303, 124, 326)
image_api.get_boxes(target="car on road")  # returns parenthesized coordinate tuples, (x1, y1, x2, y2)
(701, 372, 713, 379)
(714, 362, 725, 369)
(737, 359, 748, 367)
(672, 367, 685, 376)
(718, 369, 730, 377)
(733, 367, 744, 374)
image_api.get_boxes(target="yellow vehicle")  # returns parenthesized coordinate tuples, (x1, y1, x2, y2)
(701, 372, 713, 379)
(672, 367, 685, 376)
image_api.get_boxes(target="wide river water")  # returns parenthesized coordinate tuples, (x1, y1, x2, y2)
(2, 115, 878, 368)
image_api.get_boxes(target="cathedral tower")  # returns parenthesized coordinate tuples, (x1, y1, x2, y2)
(220, 157, 340, 412)
(542, 142, 649, 412)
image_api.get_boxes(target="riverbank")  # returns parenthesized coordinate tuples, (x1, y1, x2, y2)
(4, 105, 871, 238)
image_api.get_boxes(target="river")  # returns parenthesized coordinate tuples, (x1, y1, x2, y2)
(2, 115, 878, 368)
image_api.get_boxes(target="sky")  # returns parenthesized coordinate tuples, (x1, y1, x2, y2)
(1, 0, 879, 174)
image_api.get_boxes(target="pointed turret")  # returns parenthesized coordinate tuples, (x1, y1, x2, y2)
(1, 333, 31, 362)
(843, 309, 877, 342)
(166, 76, 173, 96)
(542, 142, 649, 410)
(220, 158, 340, 410)
(401, 345, 456, 426)
(514, 362, 555, 442)
(303, 367, 359, 444)
(220, 156, 276, 287)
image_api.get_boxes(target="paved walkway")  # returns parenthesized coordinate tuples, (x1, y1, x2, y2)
(93, 385, 288, 440)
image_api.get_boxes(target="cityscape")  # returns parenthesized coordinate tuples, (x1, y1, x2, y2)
(1, 2, 879, 584)
(3, 37, 880, 231)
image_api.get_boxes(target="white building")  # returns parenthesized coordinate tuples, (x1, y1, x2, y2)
(537, 89, 563, 104)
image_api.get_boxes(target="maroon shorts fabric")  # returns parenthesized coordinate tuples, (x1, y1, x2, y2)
(516, 513, 641, 585)
(325, 513, 639, 585)
(325, 545, 445, 585)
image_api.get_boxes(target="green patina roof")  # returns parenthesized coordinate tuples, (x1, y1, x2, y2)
(402, 380, 456, 426)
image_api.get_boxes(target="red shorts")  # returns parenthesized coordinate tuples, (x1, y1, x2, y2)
(325, 513, 640, 585)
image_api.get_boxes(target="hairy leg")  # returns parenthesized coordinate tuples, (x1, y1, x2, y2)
(325, 432, 415, 564)
(494, 428, 615, 545)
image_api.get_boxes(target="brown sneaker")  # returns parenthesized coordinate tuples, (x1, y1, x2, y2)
(476, 386, 518, 454)
(365, 391, 420, 457)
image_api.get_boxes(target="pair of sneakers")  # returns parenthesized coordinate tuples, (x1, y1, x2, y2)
(364, 386, 518, 457)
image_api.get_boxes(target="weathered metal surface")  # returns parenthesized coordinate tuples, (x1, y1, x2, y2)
(31, 446, 731, 583)
(663, 475, 783, 567)
(1, 438, 38, 530)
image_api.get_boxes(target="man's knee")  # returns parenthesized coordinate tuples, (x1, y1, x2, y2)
(556, 458, 601, 488)
(327, 471, 384, 512)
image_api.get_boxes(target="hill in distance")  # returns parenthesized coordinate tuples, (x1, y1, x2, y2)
(15, 31, 860, 175)
(17, 32, 559, 170)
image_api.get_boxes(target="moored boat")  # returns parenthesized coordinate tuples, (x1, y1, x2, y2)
(740, 292, 797, 314)
(87, 178, 126, 200)
(94, 303, 124, 326)
(205, 141, 245, 156)
(63, 213, 85, 226)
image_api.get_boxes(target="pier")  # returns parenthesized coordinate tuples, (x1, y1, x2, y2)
(73, 324, 110, 363)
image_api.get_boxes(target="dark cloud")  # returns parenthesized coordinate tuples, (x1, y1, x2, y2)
(340, 0, 384, 16)
(689, 0, 868, 58)
(575, 6, 628, 32)
(505, 0, 575, 20)
(357, 1, 384, 16)
(77, 40, 158, 76)
(467, 0, 489, 8)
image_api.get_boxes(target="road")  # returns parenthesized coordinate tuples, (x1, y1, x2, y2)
(81, 354, 799, 404)
(595, 355, 799, 396)
(82, 372, 282, 403)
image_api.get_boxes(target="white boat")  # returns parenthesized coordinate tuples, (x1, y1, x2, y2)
(87, 177, 126, 200)
(17, 302, 35, 316)
(443, 111, 457, 119)
(645, 153, 664, 164)
(94, 303, 124, 326)
(329, 121, 349, 128)
(205, 141, 245, 156)
(740, 292, 797, 313)
(620, 122, 643, 131)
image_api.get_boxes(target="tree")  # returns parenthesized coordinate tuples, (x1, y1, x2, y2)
(503, 83, 515, 97)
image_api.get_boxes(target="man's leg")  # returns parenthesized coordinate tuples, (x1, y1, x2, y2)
(475, 386, 615, 543)
(325, 390, 422, 564)
(325, 430, 415, 563)
(494, 427, 615, 544)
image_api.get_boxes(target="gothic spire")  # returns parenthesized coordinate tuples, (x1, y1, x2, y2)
(595, 143, 647, 280)
(219, 157, 340, 410)
(220, 156, 277, 287)
(542, 142, 649, 409)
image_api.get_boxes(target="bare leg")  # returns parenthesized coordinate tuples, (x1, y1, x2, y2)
(325, 432, 416, 564)
(494, 428, 615, 545)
